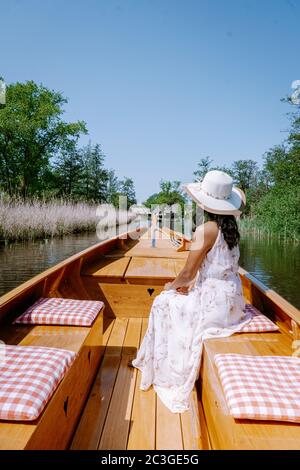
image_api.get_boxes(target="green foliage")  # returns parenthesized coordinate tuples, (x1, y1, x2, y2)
(264, 144, 300, 186)
(254, 183, 300, 239)
(193, 157, 213, 181)
(0, 80, 137, 206)
(144, 180, 186, 208)
(0, 81, 87, 198)
(118, 177, 137, 206)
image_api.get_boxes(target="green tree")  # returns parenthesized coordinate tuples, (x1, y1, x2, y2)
(230, 159, 260, 192)
(0, 81, 87, 198)
(144, 180, 186, 207)
(105, 169, 120, 205)
(118, 177, 137, 206)
(193, 156, 233, 182)
(52, 141, 83, 198)
(193, 156, 213, 181)
(254, 183, 300, 239)
(264, 145, 300, 186)
(79, 142, 108, 202)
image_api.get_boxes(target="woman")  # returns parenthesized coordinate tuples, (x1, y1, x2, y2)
(130, 170, 251, 413)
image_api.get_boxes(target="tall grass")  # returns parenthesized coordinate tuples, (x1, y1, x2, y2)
(0, 199, 135, 242)
(238, 216, 299, 242)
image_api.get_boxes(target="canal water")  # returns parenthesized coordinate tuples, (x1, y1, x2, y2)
(0, 227, 299, 309)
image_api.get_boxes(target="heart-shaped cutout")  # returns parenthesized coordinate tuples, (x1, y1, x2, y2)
(147, 288, 155, 296)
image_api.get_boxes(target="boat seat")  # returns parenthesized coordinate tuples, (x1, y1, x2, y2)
(200, 327, 300, 449)
(13, 297, 104, 326)
(215, 353, 300, 423)
(0, 301, 104, 450)
(125, 257, 178, 284)
(82, 256, 131, 282)
(0, 345, 76, 421)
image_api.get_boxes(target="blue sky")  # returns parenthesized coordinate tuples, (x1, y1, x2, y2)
(1, 0, 299, 201)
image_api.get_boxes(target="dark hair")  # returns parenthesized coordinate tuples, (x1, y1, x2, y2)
(205, 211, 240, 250)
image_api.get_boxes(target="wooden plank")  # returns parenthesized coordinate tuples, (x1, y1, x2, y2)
(82, 257, 130, 280)
(70, 355, 121, 450)
(125, 257, 177, 280)
(180, 388, 202, 450)
(98, 316, 142, 450)
(156, 396, 183, 450)
(127, 369, 156, 450)
(105, 318, 128, 356)
(71, 318, 127, 449)
(98, 355, 137, 450)
(122, 318, 142, 356)
(70, 318, 118, 450)
(174, 259, 187, 275)
(197, 392, 211, 450)
(123, 237, 189, 259)
(102, 319, 115, 345)
(17, 325, 90, 352)
(100, 283, 163, 317)
(127, 318, 156, 450)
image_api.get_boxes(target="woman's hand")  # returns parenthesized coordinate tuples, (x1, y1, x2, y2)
(164, 283, 189, 294)
(176, 286, 189, 295)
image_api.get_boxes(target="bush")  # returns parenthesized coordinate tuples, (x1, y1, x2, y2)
(254, 183, 300, 239)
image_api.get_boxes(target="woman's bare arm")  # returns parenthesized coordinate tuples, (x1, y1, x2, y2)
(165, 222, 218, 292)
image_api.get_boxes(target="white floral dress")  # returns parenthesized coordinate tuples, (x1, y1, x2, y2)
(132, 228, 252, 413)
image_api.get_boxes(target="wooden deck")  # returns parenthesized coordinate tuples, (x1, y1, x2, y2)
(71, 316, 206, 450)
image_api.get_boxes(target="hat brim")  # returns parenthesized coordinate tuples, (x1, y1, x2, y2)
(182, 182, 243, 216)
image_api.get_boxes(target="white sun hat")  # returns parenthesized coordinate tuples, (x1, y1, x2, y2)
(182, 170, 245, 216)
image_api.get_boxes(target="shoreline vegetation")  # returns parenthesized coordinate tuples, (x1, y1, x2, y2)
(1, 197, 298, 243)
(238, 217, 299, 243)
(0, 80, 299, 243)
(0, 199, 136, 242)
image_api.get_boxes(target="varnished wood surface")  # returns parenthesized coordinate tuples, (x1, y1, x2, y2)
(71, 316, 203, 450)
(99, 283, 164, 317)
(120, 231, 189, 259)
(82, 256, 130, 280)
(200, 329, 300, 450)
(125, 257, 177, 280)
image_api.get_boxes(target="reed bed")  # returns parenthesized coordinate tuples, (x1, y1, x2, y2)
(238, 217, 299, 242)
(0, 199, 135, 242)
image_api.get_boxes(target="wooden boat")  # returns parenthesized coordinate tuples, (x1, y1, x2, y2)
(0, 226, 300, 450)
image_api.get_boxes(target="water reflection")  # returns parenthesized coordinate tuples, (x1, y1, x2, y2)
(0, 225, 299, 309)
(239, 235, 300, 309)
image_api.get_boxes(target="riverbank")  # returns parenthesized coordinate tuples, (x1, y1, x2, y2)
(238, 216, 300, 242)
(0, 199, 135, 242)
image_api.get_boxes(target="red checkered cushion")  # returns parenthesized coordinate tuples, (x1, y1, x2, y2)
(0, 345, 76, 421)
(215, 354, 300, 423)
(14, 298, 104, 326)
(240, 304, 279, 333)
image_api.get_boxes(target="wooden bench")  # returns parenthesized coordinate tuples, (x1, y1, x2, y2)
(0, 309, 104, 450)
(200, 328, 300, 449)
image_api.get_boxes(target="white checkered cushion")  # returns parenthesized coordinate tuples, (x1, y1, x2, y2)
(14, 298, 104, 326)
(0, 345, 76, 421)
(215, 354, 300, 423)
(240, 304, 279, 333)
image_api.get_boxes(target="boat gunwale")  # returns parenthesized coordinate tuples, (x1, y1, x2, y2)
(0, 227, 299, 327)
